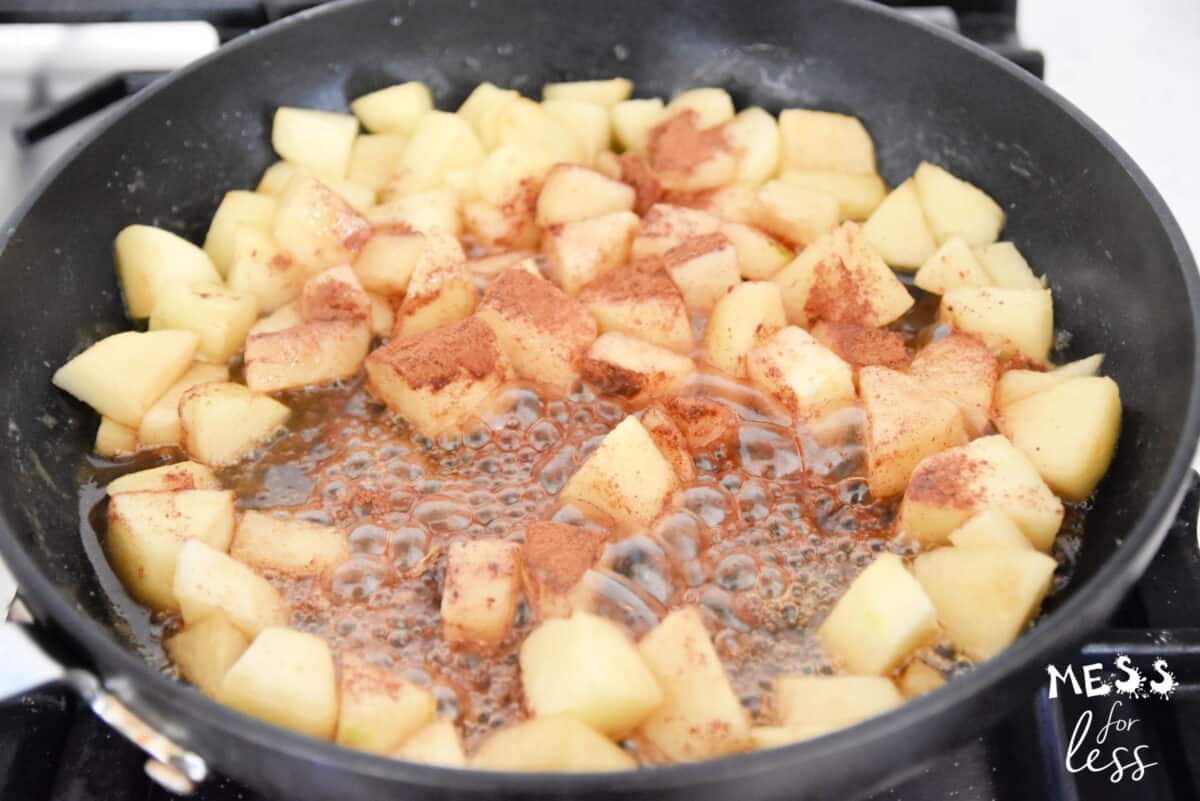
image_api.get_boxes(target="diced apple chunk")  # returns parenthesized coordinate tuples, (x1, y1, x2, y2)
(899, 435, 1064, 550)
(993, 354, 1105, 408)
(441, 538, 521, 644)
(666, 88, 734, 128)
(272, 107, 358, 180)
(774, 675, 902, 734)
(562, 416, 678, 529)
(138, 363, 230, 448)
(392, 231, 477, 338)
(351, 82, 433, 134)
(658, 233, 740, 310)
(645, 110, 737, 192)
(544, 77, 633, 106)
(165, 612, 249, 698)
(998, 376, 1121, 501)
(392, 110, 485, 195)
(544, 210, 640, 295)
(149, 282, 258, 364)
(462, 198, 541, 254)
(352, 229, 424, 295)
(365, 316, 512, 438)
(778, 170, 887, 221)
(640, 404, 696, 483)
(611, 97, 666, 154)
(580, 264, 693, 354)
(860, 366, 967, 498)
(114, 225, 222, 318)
(908, 332, 998, 436)
(248, 303, 301, 337)
(753, 180, 839, 247)
(637, 607, 750, 761)
(913, 546, 1057, 661)
(536, 164, 635, 226)
(473, 715, 636, 772)
(106, 461, 218, 494)
(53, 330, 198, 427)
(219, 627, 337, 739)
(490, 96, 583, 164)
(705, 281, 787, 377)
(204, 191, 277, 277)
(521, 612, 663, 737)
(95, 417, 137, 457)
(476, 268, 598, 392)
(948, 510, 1033, 550)
(913, 162, 1004, 246)
(747, 326, 855, 419)
(940, 287, 1054, 365)
(722, 107, 780, 185)
(914, 237, 993, 295)
(631, 204, 720, 259)
(347, 133, 407, 191)
(778, 109, 876, 175)
(720, 222, 792, 280)
(106, 489, 235, 610)
(231, 511, 349, 575)
(273, 174, 370, 272)
(809, 321, 910, 371)
(861, 179, 937, 270)
(581, 332, 696, 404)
(543, 99, 611, 161)
(818, 553, 937, 675)
(225, 225, 304, 314)
(368, 189, 460, 236)
(335, 653, 436, 755)
(521, 521, 606, 619)
(394, 720, 466, 767)
(771, 221, 913, 327)
(664, 397, 741, 450)
(897, 661, 946, 698)
(298, 264, 371, 323)
(975, 241, 1042, 290)
(178, 382, 290, 467)
(173, 539, 289, 637)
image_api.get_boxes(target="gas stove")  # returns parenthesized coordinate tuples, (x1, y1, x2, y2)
(1, 3, 1197, 800)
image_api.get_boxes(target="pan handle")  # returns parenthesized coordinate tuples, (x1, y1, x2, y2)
(0, 622, 209, 795)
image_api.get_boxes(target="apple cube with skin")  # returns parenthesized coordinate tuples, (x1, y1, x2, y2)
(395, 720, 467, 767)
(365, 316, 513, 438)
(521, 521, 607, 619)
(993, 354, 1105, 408)
(476, 268, 598, 392)
(721, 107, 780, 185)
(352, 229, 424, 295)
(347, 133, 408, 191)
(579, 265, 694, 353)
(543, 77, 633, 106)
(174, 539, 289, 637)
(908, 332, 998, 436)
(203, 191, 277, 277)
(335, 653, 436, 755)
(114, 225, 222, 319)
(544, 210, 640, 295)
(747, 326, 855, 420)
(106, 489, 235, 610)
(273, 174, 370, 272)
(720, 222, 793, 279)
(659, 233, 741, 310)
(368, 189, 461, 236)
(861, 179, 938, 270)
(441, 538, 521, 644)
(231, 511, 350, 575)
(913, 162, 1005, 246)
(95, 417, 137, 457)
(219, 627, 338, 739)
(818, 553, 938, 675)
(392, 111, 485, 195)
(149, 282, 258, 364)
(271, 107, 358, 180)
(899, 435, 1064, 550)
(914, 237, 993, 295)
(106, 461, 218, 495)
(562, 416, 679, 529)
(898, 661, 946, 699)
(637, 607, 751, 761)
(772, 220, 913, 328)
(948, 510, 1034, 550)
(351, 82, 433, 134)
(536, 164, 635, 226)
(775, 675, 902, 734)
(179, 382, 290, 467)
(705, 281, 787, 377)
(611, 97, 666, 154)
(581, 332, 696, 405)
(860, 366, 967, 498)
(164, 613, 249, 698)
(53, 330, 198, 428)
(778, 109, 876, 175)
(138, 363, 229, 447)
(641, 404, 696, 483)
(913, 546, 1057, 662)
(975, 241, 1042, 290)
(473, 715, 636, 772)
(778, 170, 887, 221)
(520, 612, 663, 737)
(392, 231, 478, 339)
(998, 376, 1121, 501)
(631, 204, 720, 259)
(225, 225, 304, 314)
(753, 180, 840, 247)
(940, 287, 1054, 365)
(543, 99, 611, 161)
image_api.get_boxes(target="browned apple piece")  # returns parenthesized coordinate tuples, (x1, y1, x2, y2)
(908, 332, 999, 436)
(520, 521, 608, 619)
(581, 332, 696, 404)
(663, 397, 740, 450)
(641, 403, 696, 482)
(810, 321, 910, 372)
(392, 231, 478, 339)
(658, 233, 741, 310)
(543, 211, 640, 295)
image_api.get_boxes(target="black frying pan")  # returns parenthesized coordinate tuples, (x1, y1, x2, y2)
(1, 1, 1198, 799)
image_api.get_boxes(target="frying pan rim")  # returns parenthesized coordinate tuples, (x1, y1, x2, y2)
(1, 0, 1198, 792)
